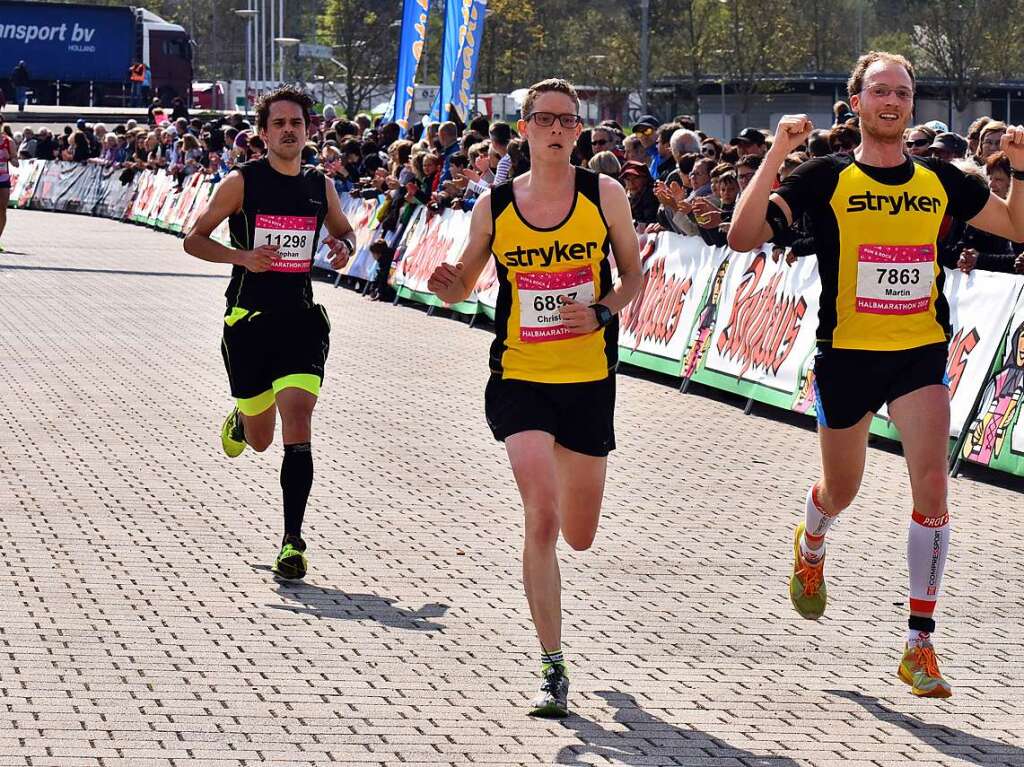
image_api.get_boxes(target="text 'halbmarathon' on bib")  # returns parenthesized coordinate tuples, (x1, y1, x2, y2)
(856, 243, 935, 315)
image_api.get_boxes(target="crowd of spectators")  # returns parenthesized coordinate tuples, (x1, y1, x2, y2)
(2, 92, 1021, 277)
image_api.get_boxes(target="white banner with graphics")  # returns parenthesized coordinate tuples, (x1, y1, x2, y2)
(691, 251, 822, 409)
(871, 268, 1024, 438)
(618, 233, 730, 377)
(392, 205, 475, 310)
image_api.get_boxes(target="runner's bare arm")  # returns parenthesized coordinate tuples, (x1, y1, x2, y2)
(428, 191, 493, 304)
(596, 173, 642, 313)
(8, 153, 18, 169)
(966, 126, 1024, 241)
(729, 115, 812, 251)
(182, 171, 275, 272)
(322, 175, 356, 269)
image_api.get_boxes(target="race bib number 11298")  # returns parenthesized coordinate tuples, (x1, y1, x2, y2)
(254, 214, 317, 272)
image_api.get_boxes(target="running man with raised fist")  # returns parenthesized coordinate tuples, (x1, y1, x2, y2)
(429, 78, 642, 717)
(730, 51, 1024, 698)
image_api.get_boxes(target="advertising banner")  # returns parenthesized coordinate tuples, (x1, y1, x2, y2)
(383, 0, 432, 135)
(962, 287, 1024, 476)
(313, 194, 384, 279)
(92, 166, 139, 220)
(688, 250, 821, 411)
(618, 233, 729, 377)
(0, 2, 135, 83)
(868, 269, 1024, 441)
(392, 204, 476, 313)
(447, 0, 488, 121)
(9, 158, 44, 208)
(430, 0, 472, 121)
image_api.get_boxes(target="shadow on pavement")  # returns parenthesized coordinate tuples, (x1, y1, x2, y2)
(828, 689, 1024, 766)
(264, 574, 448, 632)
(556, 690, 798, 766)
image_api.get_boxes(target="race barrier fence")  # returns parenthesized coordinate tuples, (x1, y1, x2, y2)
(9, 159, 1024, 479)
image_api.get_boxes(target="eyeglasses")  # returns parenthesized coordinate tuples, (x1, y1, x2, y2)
(526, 112, 582, 128)
(701, 147, 717, 157)
(905, 137, 931, 148)
(862, 85, 913, 101)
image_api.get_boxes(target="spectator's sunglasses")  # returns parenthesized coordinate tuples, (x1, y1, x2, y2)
(701, 146, 717, 157)
(905, 137, 931, 148)
(525, 112, 582, 128)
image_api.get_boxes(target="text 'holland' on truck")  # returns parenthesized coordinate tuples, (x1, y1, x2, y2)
(0, 0, 192, 107)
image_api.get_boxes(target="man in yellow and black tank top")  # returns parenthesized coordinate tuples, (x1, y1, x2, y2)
(429, 79, 642, 718)
(489, 166, 616, 383)
(729, 52, 1024, 700)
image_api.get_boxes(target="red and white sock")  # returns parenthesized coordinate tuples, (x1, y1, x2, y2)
(801, 483, 838, 562)
(906, 509, 950, 645)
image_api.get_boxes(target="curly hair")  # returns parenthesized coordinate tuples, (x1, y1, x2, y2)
(255, 86, 313, 132)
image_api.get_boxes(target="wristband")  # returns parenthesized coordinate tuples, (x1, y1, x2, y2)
(1011, 168, 1024, 181)
(340, 234, 356, 253)
(591, 303, 614, 328)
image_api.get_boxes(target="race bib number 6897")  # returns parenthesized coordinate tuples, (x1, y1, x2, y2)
(516, 266, 596, 343)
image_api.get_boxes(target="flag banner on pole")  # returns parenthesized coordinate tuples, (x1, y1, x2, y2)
(430, 0, 472, 122)
(449, 0, 488, 120)
(384, 0, 431, 135)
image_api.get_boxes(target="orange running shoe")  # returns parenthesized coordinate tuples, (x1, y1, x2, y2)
(790, 522, 827, 619)
(898, 640, 952, 698)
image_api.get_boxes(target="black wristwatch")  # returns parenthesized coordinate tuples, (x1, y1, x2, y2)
(1011, 167, 1024, 181)
(591, 303, 614, 328)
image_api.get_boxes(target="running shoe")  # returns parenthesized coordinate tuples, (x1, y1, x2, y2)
(790, 522, 827, 620)
(220, 407, 246, 458)
(528, 664, 569, 718)
(273, 536, 308, 580)
(898, 640, 952, 698)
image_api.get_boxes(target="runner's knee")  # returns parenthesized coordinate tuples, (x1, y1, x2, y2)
(911, 467, 948, 515)
(524, 505, 560, 548)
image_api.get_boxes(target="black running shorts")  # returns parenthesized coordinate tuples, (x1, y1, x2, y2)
(812, 342, 949, 430)
(221, 304, 330, 405)
(484, 374, 616, 457)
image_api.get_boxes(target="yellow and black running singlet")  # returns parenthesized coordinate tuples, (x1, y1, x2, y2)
(489, 167, 616, 383)
(772, 154, 989, 351)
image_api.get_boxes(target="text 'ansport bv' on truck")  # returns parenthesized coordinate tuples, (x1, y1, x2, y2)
(0, 0, 193, 107)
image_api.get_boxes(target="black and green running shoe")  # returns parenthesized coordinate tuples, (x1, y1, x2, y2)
(273, 535, 308, 580)
(220, 407, 246, 458)
(528, 664, 569, 718)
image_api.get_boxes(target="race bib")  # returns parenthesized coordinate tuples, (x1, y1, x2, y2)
(517, 266, 596, 343)
(254, 214, 316, 272)
(855, 243, 935, 315)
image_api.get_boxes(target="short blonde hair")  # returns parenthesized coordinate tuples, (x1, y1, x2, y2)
(588, 150, 621, 176)
(847, 51, 915, 99)
(522, 78, 580, 120)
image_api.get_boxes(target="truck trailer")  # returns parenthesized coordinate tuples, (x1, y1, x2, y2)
(0, 0, 193, 107)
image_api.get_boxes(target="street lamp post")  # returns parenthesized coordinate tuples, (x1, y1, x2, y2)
(234, 8, 259, 115)
(275, 37, 301, 85)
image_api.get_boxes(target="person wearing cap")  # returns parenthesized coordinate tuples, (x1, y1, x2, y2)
(731, 127, 767, 158)
(928, 132, 967, 163)
(924, 120, 948, 134)
(620, 160, 659, 224)
(630, 114, 660, 174)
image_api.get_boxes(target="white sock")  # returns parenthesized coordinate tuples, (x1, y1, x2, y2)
(907, 509, 950, 637)
(906, 629, 932, 647)
(801, 483, 837, 561)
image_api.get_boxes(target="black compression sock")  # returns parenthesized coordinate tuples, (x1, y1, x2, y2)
(281, 442, 313, 539)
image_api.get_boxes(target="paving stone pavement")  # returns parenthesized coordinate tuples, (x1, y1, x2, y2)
(1, 208, 1023, 767)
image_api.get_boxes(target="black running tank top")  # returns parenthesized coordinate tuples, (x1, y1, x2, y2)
(225, 158, 328, 312)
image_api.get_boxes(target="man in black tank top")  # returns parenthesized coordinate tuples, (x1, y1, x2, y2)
(184, 87, 356, 580)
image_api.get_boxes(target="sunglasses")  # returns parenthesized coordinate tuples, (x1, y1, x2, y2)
(905, 137, 931, 148)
